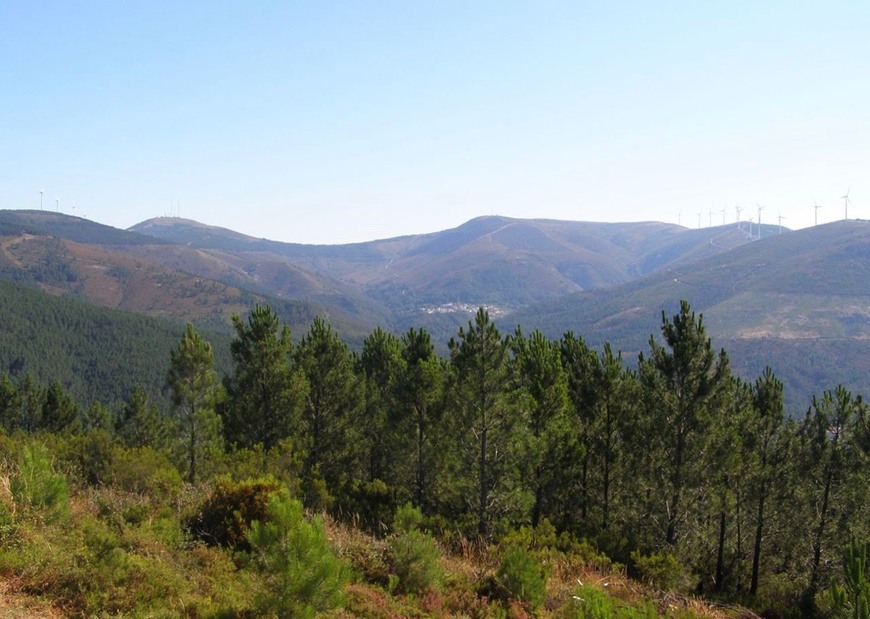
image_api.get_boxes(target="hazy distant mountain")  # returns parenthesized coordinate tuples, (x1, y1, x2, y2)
(130, 215, 762, 314)
(508, 219, 870, 412)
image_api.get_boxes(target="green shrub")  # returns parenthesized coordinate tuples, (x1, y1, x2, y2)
(188, 476, 281, 548)
(0, 499, 12, 537)
(388, 528, 443, 595)
(10, 443, 69, 522)
(393, 502, 425, 534)
(54, 429, 116, 486)
(496, 546, 548, 610)
(246, 492, 349, 618)
(344, 478, 396, 534)
(571, 584, 659, 618)
(109, 446, 182, 501)
(212, 438, 305, 492)
(825, 539, 870, 619)
(629, 549, 682, 591)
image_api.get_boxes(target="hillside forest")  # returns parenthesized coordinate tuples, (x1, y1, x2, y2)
(0, 301, 867, 618)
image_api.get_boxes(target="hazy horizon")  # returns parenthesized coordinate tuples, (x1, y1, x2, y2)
(2, 2, 867, 244)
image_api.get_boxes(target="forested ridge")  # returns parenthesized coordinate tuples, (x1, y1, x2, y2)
(0, 279, 232, 410)
(0, 301, 867, 618)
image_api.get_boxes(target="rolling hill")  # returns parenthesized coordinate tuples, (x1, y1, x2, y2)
(129, 214, 764, 315)
(0, 210, 376, 340)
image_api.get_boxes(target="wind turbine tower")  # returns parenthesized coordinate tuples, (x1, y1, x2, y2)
(756, 204, 765, 240)
(721, 208, 726, 225)
(841, 188, 851, 220)
(55, 197, 60, 212)
(708, 207, 713, 228)
(39, 188, 44, 210)
(736, 205, 744, 231)
(778, 211, 786, 234)
(813, 201, 822, 226)
(697, 212, 701, 229)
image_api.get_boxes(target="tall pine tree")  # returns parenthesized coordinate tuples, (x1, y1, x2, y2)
(638, 301, 730, 548)
(449, 308, 519, 537)
(167, 323, 223, 483)
(223, 305, 307, 451)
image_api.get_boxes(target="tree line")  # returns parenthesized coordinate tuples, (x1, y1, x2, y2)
(0, 300, 866, 615)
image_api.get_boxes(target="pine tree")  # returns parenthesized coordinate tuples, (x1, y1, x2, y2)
(0, 372, 20, 432)
(559, 332, 599, 527)
(398, 327, 445, 511)
(116, 387, 169, 449)
(638, 300, 731, 548)
(509, 327, 571, 527)
(593, 343, 638, 533)
(449, 308, 518, 537)
(17, 374, 45, 433)
(167, 323, 223, 483)
(223, 305, 307, 452)
(800, 386, 868, 601)
(295, 316, 363, 501)
(359, 327, 404, 485)
(747, 367, 795, 596)
(247, 492, 349, 618)
(41, 380, 79, 434)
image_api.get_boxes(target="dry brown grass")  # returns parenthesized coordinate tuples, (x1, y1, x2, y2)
(321, 514, 755, 619)
(0, 577, 63, 619)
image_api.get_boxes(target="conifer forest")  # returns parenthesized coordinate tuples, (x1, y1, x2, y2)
(0, 301, 867, 618)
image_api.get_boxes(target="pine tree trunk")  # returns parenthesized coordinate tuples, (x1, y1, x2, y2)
(750, 490, 765, 596)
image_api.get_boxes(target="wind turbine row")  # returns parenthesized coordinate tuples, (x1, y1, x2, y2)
(697, 187, 855, 237)
(36, 188, 82, 216)
(37, 188, 62, 212)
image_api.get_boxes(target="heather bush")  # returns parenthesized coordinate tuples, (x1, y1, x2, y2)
(188, 475, 281, 548)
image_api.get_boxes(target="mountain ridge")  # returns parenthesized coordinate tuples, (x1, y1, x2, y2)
(3, 208, 868, 413)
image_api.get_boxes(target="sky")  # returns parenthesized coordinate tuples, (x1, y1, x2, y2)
(1, 2, 868, 244)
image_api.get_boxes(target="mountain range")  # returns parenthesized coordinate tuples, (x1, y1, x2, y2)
(1, 208, 867, 414)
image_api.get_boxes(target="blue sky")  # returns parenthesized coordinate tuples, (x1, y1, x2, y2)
(2, 1, 868, 243)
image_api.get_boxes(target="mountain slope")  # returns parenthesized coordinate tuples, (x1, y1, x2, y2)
(0, 210, 377, 340)
(2, 209, 868, 413)
(0, 279, 232, 410)
(508, 220, 870, 412)
(130, 215, 764, 313)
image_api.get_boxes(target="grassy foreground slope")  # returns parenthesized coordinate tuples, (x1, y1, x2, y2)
(0, 434, 745, 619)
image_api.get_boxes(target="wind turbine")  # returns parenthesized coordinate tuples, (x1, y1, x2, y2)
(708, 207, 713, 228)
(697, 212, 701, 229)
(39, 188, 44, 210)
(841, 187, 851, 220)
(677, 210, 681, 226)
(813, 201, 822, 226)
(778, 211, 786, 234)
(721, 208, 726, 226)
(736, 205, 744, 231)
(756, 204, 765, 240)
(55, 197, 60, 212)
